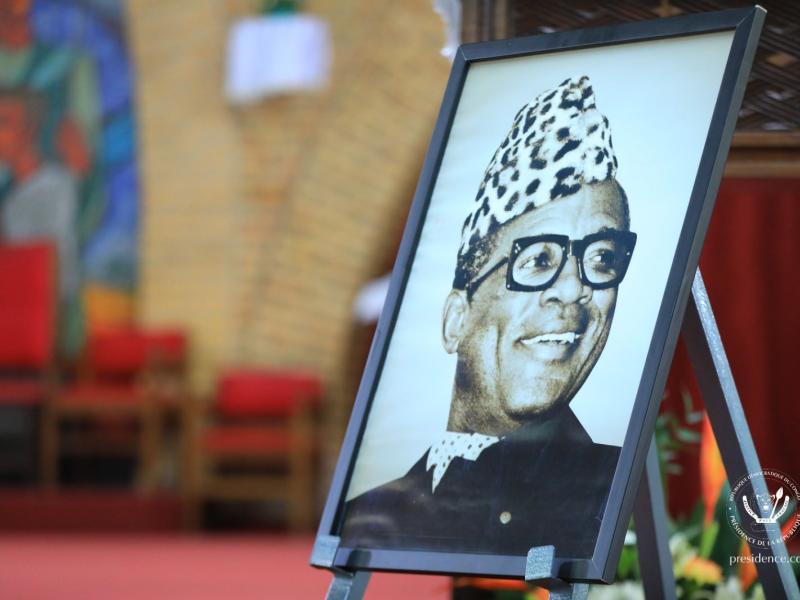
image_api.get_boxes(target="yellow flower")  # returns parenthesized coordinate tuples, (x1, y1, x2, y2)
(680, 556, 723, 585)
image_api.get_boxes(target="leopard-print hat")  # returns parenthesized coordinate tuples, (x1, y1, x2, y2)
(453, 75, 618, 290)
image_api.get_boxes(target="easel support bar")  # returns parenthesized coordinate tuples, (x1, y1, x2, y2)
(325, 570, 371, 600)
(314, 535, 371, 600)
(683, 271, 799, 599)
(633, 438, 677, 599)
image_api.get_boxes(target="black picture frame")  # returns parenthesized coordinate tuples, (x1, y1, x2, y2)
(312, 6, 764, 584)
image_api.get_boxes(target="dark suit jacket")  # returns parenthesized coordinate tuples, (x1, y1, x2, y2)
(340, 408, 620, 558)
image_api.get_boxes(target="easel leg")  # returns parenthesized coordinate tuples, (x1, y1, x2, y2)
(548, 581, 589, 600)
(683, 271, 799, 599)
(325, 570, 370, 600)
(633, 438, 677, 600)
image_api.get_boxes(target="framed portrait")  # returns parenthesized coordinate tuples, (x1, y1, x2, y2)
(313, 7, 764, 583)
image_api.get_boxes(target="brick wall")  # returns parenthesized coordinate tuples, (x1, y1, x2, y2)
(128, 0, 450, 430)
(128, 0, 244, 391)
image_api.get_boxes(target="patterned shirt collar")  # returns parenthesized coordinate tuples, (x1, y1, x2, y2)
(425, 431, 500, 493)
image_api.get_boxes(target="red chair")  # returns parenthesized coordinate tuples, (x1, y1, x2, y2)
(41, 327, 188, 491)
(184, 369, 321, 530)
(0, 242, 56, 481)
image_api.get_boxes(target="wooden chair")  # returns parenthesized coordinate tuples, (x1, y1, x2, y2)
(0, 242, 56, 482)
(41, 327, 188, 491)
(140, 329, 189, 488)
(184, 369, 321, 531)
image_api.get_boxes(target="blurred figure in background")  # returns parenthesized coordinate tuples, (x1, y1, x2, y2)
(0, 90, 81, 307)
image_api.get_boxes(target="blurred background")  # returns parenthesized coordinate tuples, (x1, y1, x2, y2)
(0, 0, 797, 598)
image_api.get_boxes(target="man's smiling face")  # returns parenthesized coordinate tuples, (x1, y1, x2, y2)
(446, 180, 629, 435)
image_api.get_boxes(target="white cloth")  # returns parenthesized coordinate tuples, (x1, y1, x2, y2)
(425, 431, 500, 493)
(352, 273, 390, 323)
(225, 14, 331, 104)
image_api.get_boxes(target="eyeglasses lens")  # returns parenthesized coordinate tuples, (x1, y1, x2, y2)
(582, 238, 628, 284)
(512, 241, 564, 288)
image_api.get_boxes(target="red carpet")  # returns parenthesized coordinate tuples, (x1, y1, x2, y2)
(0, 534, 450, 599)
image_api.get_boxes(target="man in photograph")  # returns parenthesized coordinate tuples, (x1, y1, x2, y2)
(341, 76, 637, 558)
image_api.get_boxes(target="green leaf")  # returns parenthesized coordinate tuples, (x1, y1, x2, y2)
(699, 521, 719, 558)
(617, 545, 637, 579)
(676, 428, 702, 444)
(709, 482, 742, 577)
(685, 410, 704, 425)
(685, 501, 705, 531)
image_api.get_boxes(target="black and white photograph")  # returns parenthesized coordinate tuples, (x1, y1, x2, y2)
(336, 31, 736, 560)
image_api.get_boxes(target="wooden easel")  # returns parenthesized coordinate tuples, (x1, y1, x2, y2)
(316, 271, 800, 599)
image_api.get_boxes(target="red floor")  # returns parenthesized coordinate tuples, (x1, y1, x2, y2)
(0, 491, 182, 532)
(0, 534, 451, 599)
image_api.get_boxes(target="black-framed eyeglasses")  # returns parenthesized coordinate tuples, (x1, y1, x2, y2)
(465, 230, 637, 300)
